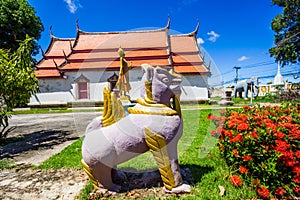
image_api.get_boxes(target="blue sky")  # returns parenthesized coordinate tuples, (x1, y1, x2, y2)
(28, 0, 299, 86)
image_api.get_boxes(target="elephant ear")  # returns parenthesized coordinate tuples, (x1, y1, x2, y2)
(141, 64, 154, 83)
(140, 64, 154, 98)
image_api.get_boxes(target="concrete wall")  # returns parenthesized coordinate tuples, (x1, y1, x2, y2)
(31, 69, 209, 107)
(181, 74, 208, 88)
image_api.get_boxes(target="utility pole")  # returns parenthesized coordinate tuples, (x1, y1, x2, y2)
(233, 66, 241, 84)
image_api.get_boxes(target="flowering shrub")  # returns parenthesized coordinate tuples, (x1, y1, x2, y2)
(230, 175, 243, 187)
(208, 102, 300, 199)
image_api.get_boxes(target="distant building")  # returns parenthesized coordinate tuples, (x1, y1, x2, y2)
(30, 19, 210, 107)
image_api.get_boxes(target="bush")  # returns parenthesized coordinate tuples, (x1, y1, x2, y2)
(208, 103, 300, 199)
(276, 89, 300, 102)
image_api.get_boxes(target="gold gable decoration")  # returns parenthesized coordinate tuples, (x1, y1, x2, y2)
(144, 127, 176, 191)
(101, 87, 125, 127)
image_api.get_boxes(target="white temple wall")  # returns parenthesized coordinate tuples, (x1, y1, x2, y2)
(181, 75, 208, 88)
(31, 69, 209, 107)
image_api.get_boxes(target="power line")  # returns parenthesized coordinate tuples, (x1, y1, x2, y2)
(210, 70, 300, 87)
(241, 61, 275, 69)
(210, 61, 300, 84)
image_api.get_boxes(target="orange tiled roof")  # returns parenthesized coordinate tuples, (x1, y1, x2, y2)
(36, 37, 74, 78)
(36, 22, 210, 78)
(35, 69, 62, 78)
(170, 34, 209, 74)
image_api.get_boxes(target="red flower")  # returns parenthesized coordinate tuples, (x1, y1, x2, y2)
(278, 150, 295, 167)
(257, 186, 270, 199)
(293, 165, 300, 175)
(227, 119, 238, 129)
(295, 150, 300, 159)
(266, 122, 277, 133)
(207, 114, 220, 121)
(252, 178, 260, 186)
(230, 175, 242, 187)
(278, 115, 293, 122)
(243, 106, 251, 110)
(278, 122, 294, 129)
(275, 187, 286, 197)
(232, 149, 239, 157)
(243, 155, 253, 161)
(285, 159, 296, 167)
(220, 109, 226, 116)
(237, 123, 250, 132)
(275, 131, 284, 139)
(210, 130, 218, 137)
(293, 175, 300, 184)
(293, 187, 300, 194)
(282, 150, 293, 159)
(230, 134, 244, 143)
(238, 114, 249, 122)
(289, 128, 300, 139)
(263, 110, 270, 116)
(224, 130, 233, 139)
(207, 113, 213, 120)
(239, 166, 248, 174)
(275, 140, 290, 152)
(248, 131, 258, 138)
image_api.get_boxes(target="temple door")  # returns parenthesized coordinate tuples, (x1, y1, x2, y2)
(78, 82, 88, 99)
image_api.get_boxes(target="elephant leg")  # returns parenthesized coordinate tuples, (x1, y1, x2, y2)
(144, 127, 190, 193)
(82, 141, 121, 192)
(144, 127, 176, 190)
(166, 140, 183, 186)
(238, 91, 242, 98)
(90, 162, 121, 192)
(244, 87, 248, 99)
(165, 139, 191, 194)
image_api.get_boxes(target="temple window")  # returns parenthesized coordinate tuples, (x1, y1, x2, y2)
(75, 74, 90, 100)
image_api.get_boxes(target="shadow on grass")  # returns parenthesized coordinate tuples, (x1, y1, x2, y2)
(114, 164, 213, 192)
(0, 130, 79, 159)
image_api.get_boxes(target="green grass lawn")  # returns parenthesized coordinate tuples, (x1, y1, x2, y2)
(32, 109, 258, 199)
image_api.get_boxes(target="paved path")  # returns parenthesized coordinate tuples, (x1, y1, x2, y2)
(0, 168, 88, 200)
(0, 112, 99, 200)
(2, 112, 100, 165)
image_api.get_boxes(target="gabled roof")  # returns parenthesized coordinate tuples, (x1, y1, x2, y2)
(62, 28, 170, 70)
(36, 36, 75, 78)
(170, 34, 209, 74)
(36, 20, 210, 78)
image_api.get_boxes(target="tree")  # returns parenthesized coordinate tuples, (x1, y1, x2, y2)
(0, 36, 39, 140)
(0, 0, 44, 55)
(269, 0, 300, 66)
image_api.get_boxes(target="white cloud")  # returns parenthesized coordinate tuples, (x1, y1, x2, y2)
(207, 31, 220, 42)
(64, 0, 81, 13)
(238, 56, 249, 61)
(197, 37, 204, 45)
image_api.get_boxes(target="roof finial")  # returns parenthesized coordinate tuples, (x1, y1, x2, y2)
(50, 25, 54, 38)
(166, 15, 171, 29)
(190, 19, 200, 36)
(76, 19, 80, 32)
(69, 41, 73, 52)
(39, 45, 47, 59)
(63, 50, 69, 63)
(53, 59, 59, 70)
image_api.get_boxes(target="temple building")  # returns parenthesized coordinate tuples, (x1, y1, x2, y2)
(30, 19, 210, 107)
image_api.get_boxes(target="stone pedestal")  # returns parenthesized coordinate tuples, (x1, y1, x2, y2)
(218, 89, 234, 106)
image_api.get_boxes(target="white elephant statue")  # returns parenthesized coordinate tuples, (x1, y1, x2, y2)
(234, 77, 259, 99)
